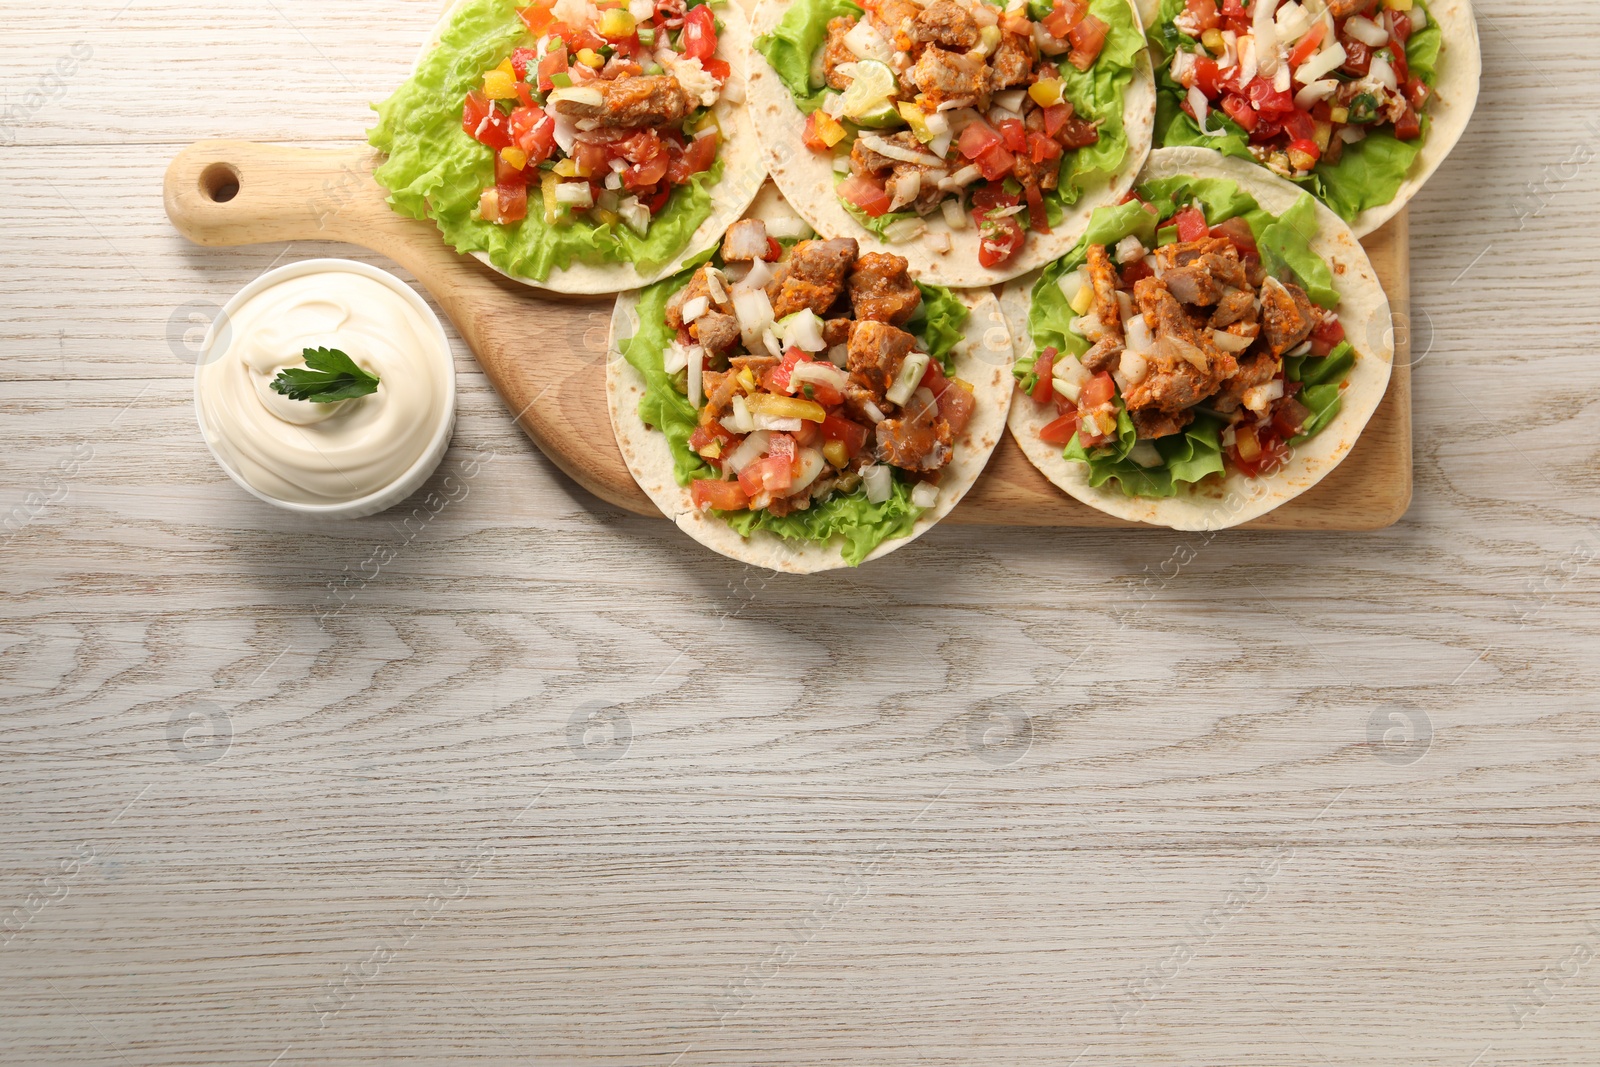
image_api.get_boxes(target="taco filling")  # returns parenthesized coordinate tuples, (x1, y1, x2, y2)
(623, 226, 979, 563)
(755, 0, 1144, 268)
(1014, 176, 1357, 495)
(1150, 0, 1443, 223)
(370, 0, 744, 283)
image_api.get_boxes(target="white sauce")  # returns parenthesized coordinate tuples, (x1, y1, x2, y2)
(197, 270, 449, 506)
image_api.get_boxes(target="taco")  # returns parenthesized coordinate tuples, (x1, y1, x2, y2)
(1144, 0, 1478, 236)
(607, 186, 1013, 571)
(369, 0, 767, 295)
(746, 0, 1158, 287)
(1003, 146, 1392, 530)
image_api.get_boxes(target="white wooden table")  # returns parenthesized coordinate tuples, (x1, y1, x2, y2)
(4, 2, 1599, 1064)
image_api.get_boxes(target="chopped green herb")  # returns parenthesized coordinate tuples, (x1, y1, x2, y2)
(270, 347, 381, 404)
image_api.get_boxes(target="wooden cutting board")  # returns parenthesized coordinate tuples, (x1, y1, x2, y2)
(163, 140, 1412, 530)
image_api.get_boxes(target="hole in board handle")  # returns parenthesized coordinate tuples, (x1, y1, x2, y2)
(200, 162, 241, 204)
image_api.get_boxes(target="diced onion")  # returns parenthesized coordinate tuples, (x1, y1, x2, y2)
(883, 217, 928, 243)
(1128, 441, 1163, 468)
(1115, 290, 1135, 324)
(1211, 328, 1253, 353)
(604, 171, 623, 191)
(857, 133, 944, 168)
(1115, 235, 1146, 265)
(885, 351, 931, 407)
(862, 400, 886, 424)
(833, 154, 852, 174)
(827, 344, 849, 368)
(780, 309, 827, 353)
(753, 415, 803, 431)
(888, 170, 922, 212)
(1295, 41, 1347, 85)
(548, 85, 605, 109)
(1273, 58, 1291, 93)
(1158, 332, 1210, 371)
(1274, 1, 1311, 43)
(1343, 15, 1389, 46)
(733, 288, 775, 349)
(735, 256, 775, 293)
(845, 19, 892, 62)
(861, 464, 892, 503)
(704, 268, 728, 306)
(1238, 33, 1258, 86)
(1056, 268, 1088, 303)
(940, 165, 983, 191)
(687, 345, 704, 408)
(1243, 379, 1285, 414)
(627, 0, 653, 18)
(761, 328, 783, 358)
(1125, 314, 1155, 355)
(766, 216, 813, 239)
(822, 92, 846, 118)
(1187, 85, 1219, 136)
(662, 341, 694, 375)
(1339, 124, 1367, 144)
(681, 295, 709, 323)
(993, 89, 1027, 112)
(1294, 78, 1339, 111)
(1145, 253, 1164, 278)
(1252, 2, 1278, 76)
(792, 448, 828, 493)
(619, 197, 650, 236)
(1069, 311, 1104, 340)
(1116, 349, 1149, 388)
(726, 430, 771, 473)
(721, 395, 756, 434)
(910, 481, 940, 508)
(1369, 52, 1399, 91)
(555, 183, 593, 208)
(792, 361, 849, 390)
(941, 199, 969, 230)
(552, 115, 579, 154)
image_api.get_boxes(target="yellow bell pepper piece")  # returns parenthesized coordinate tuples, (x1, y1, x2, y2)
(501, 146, 528, 171)
(1385, 0, 1413, 10)
(1070, 284, 1094, 317)
(822, 440, 850, 469)
(898, 101, 934, 143)
(598, 9, 636, 38)
(542, 171, 560, 223)
(812, 110, 848, 148)
(747, 393, 827, 423)
(594, 208, 620, 226)
(1329, 105, 1350, 124)
(484, 59, 518, 100)
(1028, 79, 1064, 107)
(554, 157, 594, 178)
(737, 368, 759, 394)
(1200, 28, 1226, 56)
(576, 48, 605, 69)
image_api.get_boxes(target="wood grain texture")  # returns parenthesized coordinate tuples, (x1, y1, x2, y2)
(161, 141, 1411, 529)
(5, 1, 1600, 1065)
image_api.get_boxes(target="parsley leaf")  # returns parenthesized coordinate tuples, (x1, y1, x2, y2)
(270, 347, 381, 404)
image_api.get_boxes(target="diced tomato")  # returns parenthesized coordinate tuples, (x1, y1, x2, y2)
(975, 142, 1016, 182)
(1066, 14, 1107, 71)
(462, 90, 513, 149)
(510, 105, 556, 163)
(691, 479, 749, 511)
(761, 347, 812, 394)
(495, 152, 529, 186)
(767, 432, 797, 466)
(1389, 45, 1410, 85)
(977, 208, 1024, 269)
(1183, 0, 1220, 32)
(1249, 118, 1284, 145)
(1388, 10, 1413, 45)
(1171, 205, 1208, 242)
(1282, 107, 1317, 144)
(688, 422, 732, 457)
(515, 82, 536, 108)
(958, 119, 1004, 162)
(1042, 0, 1085, 41)
(1038, 411, 1080, 445)
(624, 152, 670, 190)
(1031, 348, 1057, 404)
(1220, 93, 1258, 132)
(1024, 183, 1050, 234)
(703, 57, 731, 82)
(653, 0, 687, 28)
(938, 381, 976, 435)
(572, 139, 610, 178)
(1028, 131, 1063, 163)
(1393, 104, 1422, 141)
(550, 21, 607, 53)
(510, 47, 539, 80)
(1193, 55, 1222, 97)
(837, 173, 892, 217)
(614, 129, 663, 163)
(1081, 371, 1115, 409)
(997, 118, 1028, 153)
(764, 238, 782, 262)
(738, 454, 794, 496)
(537, 44, 569, 91)
(1209, 216, 1259, 261)
(1272, 396, 1313, 439)
(1404, 76, 1431, 110)
(645, 184, 673, 214)
(1247, 76, 1294, 118)
(1287, 21, 1326, 68)
(668, 130, 719, 184)
(1120, 258, 1153, 286)
(1229, 422, 1288, 477)
(820, 414, 870, 458)
(518, 0, 556, 36)
(1042, 103, 1073, 138)
(494, 182, 528, 223)
(802, 111, 831, 152)
(1339, 36, 1372, 77)
(681, 4, 718, 62)
(972, 182, 1016, 213)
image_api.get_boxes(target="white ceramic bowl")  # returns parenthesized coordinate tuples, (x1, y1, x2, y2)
(194, 258, 457, 520)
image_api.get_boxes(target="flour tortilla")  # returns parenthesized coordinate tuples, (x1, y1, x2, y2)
(1137, 0, 1480, 238)
(411, 0, 768, 295)
(606, 185, 1015, 571)
(1001, 146, 1394, 531)
(745, 0, 1157, 288)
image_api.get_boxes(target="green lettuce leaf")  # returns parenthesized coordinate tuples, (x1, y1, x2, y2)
(624, 261, 967, 565)
(1286, 340, 1354, 444)
(752, 0, 864, 114)
(1257, 192, 1340, 307)
(1147, 0, 1441, 225)
(1062, 409, 1224, 497)
(369, 0, 721, 282)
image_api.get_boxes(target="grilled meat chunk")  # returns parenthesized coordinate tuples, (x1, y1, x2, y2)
(1212, 351, 1282, 413)
(846, 319, 917, 399)
(1209, 288, 1259, 328)
(1153, 238, 1250, 306)
(698, 365, 742, 429)
(766, 238, 859, 319)
(910, 46, 992, 110)
(876, 408, 953, 472)
(1123, 277, 1237, 414)
(691, 312, 741, 359)
(848, 252, 922, 325)
(665, 266, 730, 331)
(1131, 407, 1194, 440)
(990, 29, 1037, 88)
(850, 131, 927, 177)
(909, 0, 979, 50)
(1085, 243, 1125, 344)
(869, 0, 922, 52)
(824, 317, 853, 348)
(1081, 337, 1124, 374)
(1258, 276, 1317, 356)
(823, 16, 859, 91)
(721, 219, 771, 263)
(551, 75, 690, 128)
